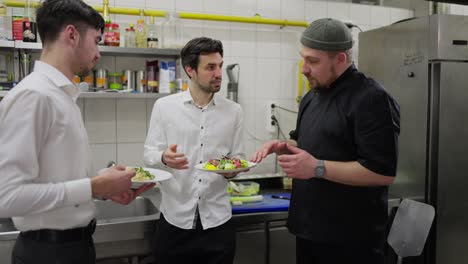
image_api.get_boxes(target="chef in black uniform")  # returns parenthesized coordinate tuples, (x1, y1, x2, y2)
(251, 18, 400, 264)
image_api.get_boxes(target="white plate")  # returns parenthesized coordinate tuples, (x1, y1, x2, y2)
(195, 161, 256, 173)
(128, 167, 172, 188)
(99, 167, 172, 188)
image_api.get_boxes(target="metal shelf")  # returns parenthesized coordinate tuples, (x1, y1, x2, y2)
(14, 40, 41, 50)
(98, 46, 180, 57)
(79, 92, 171, 99)
(0, 90, 172, 99)
(0, 40, 15, 49)
(11, 41, 180, 57)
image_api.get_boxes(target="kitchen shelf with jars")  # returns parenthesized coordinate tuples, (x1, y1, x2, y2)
(0, 40, 184, 98)
(0, 0, 189, 99)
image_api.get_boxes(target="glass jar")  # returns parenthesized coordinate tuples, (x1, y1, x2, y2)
(72, 75, 81, 85)
(108, 72, 122, 90)
(104, 23, 120, 47)
(161, 12, 183, 48)
(83, 71, 94, 87)
(95, 69, 108, 90)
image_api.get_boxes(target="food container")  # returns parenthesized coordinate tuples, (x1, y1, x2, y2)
(95, 68, 108, 90)
(104, 23, 120, 46)
(72, 75, 80, 85)
(83, 71, 94, 87)
(122, 70, 136, 90)
(227, 181, 260, 196)
(136, 70, 146, 93)
(108, 72, 122, 90)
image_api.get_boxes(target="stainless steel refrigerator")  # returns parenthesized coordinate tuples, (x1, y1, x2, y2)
(359, 14, 468, 264)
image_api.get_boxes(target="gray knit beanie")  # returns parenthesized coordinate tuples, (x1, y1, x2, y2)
(301, 18, 354, 51)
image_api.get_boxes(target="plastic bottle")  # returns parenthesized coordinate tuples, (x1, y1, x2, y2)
(102, 0, 111, 24)
(125, 24, 136, 48)
(161, 12, 183, 48)
(23, 0, 37, 42)
(0, 0, 12, 40)
(147, 16, 158, 48)
(135, 9, 147, 48)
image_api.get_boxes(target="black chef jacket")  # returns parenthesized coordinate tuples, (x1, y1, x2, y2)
(287, 64, 400, 245)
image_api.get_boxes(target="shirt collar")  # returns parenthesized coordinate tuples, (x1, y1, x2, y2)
(315, 63, 356, 96)
(329, 64, 356, 90)
(34, 61, 81, 101)
(182, 88, 218, 108)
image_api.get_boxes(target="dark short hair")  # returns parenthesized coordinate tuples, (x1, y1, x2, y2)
(181, 37, 223, 74)
(36, 0, 105, 45)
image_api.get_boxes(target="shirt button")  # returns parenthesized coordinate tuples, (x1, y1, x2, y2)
(199, 179, 202, 182)
(201, 126, 204, 129)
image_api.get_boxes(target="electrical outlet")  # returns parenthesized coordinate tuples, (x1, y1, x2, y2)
(266, 101, 277, 138)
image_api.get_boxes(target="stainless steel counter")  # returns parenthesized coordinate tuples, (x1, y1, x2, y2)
(0, 190, 402, 263)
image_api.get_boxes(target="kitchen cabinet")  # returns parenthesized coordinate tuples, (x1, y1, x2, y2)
(269, 225, 296, 264)
(233, 213, 295, 264)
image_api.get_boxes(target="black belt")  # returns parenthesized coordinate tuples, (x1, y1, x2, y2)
(20, 219, 96, 243)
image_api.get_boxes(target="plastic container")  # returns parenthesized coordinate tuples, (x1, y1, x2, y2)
(125, 24, 135, 48)
(227, 181, 260, 196)
(22, 0, 37, 42)
(108, 72, 122, 90)
(0, 1, 12, 40)
(104, 23, 120, 46)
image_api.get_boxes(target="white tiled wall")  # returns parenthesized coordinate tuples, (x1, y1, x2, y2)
(74, 0, 416, 175)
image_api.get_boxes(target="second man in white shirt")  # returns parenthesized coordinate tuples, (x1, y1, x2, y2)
(144, 37, 245, 264)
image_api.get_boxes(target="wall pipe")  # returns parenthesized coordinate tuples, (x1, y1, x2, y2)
(5, 0, 309, 28)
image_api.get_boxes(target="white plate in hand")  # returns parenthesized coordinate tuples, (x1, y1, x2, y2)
(99, 167, 172, 188)
(194, 162, 256, 173)
(127, 167, 172, 188)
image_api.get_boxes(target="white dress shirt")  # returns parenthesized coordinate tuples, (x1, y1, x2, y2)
(144, 90, 245, 230)
(0, 61, 94, 231)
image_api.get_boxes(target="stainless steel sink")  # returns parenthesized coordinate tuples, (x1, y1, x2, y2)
(0, 219, 16, 233)
(95, 196, 159, 221)
(0, 194, 161, 262)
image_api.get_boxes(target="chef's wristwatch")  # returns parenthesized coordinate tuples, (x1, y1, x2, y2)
(314, 160, 326, 178)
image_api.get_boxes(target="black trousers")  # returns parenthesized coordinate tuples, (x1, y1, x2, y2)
(296, 236, 384, 264)
(154, 213, 236, 264)
(11, 233, 95, 264)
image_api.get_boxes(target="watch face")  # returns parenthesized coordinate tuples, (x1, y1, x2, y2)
(315, 167, 325, 177)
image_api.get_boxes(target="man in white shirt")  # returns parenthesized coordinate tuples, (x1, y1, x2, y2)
(144, 37, 245, 264)
(0, 1, 153, 264)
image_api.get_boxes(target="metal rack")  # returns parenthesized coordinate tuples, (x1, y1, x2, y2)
(0, 41, 182, 98)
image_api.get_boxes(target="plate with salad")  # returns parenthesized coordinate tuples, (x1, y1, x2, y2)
(126, 167, 172, 188)
(195, 156, 256, 173)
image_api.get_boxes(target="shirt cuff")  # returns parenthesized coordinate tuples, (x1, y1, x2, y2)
(146, 150, 165, 168)
(64, 178, 92, 206)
